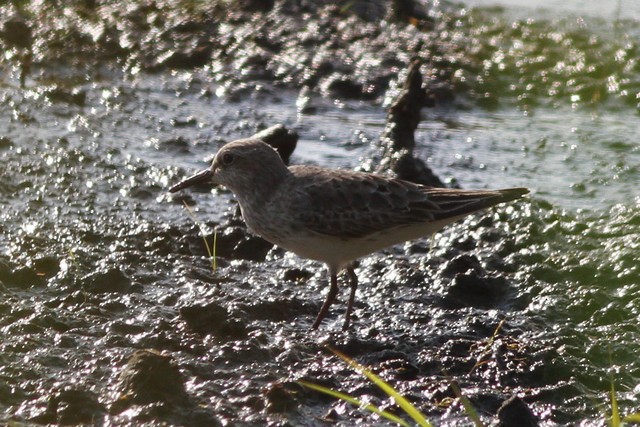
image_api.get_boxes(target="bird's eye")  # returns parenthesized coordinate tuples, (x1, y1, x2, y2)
(221, 153, 234, 165)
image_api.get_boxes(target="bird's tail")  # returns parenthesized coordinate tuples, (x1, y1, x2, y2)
(427, 187, 529, 220)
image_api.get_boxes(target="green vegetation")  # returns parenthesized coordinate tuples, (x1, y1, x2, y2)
(298, 381, 413, 427)
(450, 381, 484, 427)
(300, 348, 434, 426)
(609, 378, 640, 426)
(183, 201, 217, 273)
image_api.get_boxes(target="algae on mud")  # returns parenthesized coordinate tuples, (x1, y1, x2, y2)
(0, 0, 639, 425)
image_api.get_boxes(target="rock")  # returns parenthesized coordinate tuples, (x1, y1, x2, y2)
(32, 255, 60, 279)
(83, 267, 132, 293)
(212, 226, 247, 256)
(1, 15, 32, 49)
(112, 349, 189, 411)
(444, 270, 509, 309)
(170, 117, 198, 128)
(110, 350, 221, 426)
(264, 381, 300, 413)
(154, 43, 214, 70)
(391, 150, 446, 187)
(239, 0, 275, 12)
(241, 298, 311, 322)
(281, 268, 313, 282)
(376, 60, 446, 187)
(0, 136, 13, 149)
(180, 302, 247, 338)
(233, 235, 274, 262)
(53, 389, 105, 425)
(381, 59, 426, 154)
(30, 388, 105, 425)
(42, 85, 87, 106)
(387, 0, 433, 25)
(320, 73, 368, 99)
(441, 254, 483, 277)
(253, 124, 298, 165)
(211, 225, 273, 262)
(10, 266, 46, 288)
(158, 136, 191, 153)
(379, 358, 420, 380)
(497, 396, 538, 427)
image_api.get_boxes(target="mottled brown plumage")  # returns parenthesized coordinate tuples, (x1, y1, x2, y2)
(170, 138, 529, 330)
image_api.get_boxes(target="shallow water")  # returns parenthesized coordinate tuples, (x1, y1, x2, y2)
(465, 0, 637, 20)
(1, 1, 639, 425)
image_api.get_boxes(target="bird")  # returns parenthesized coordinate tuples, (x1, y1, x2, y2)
(170, 138, 529, 330)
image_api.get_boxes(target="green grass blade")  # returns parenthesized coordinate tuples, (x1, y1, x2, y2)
(298, 381, 410, 427)
(623, 413, 640, 423)
(331, 349, 433, 427)
(450, 381, 485, 427)
(212, 228, 217, 271)
(610, 380, 621, 427)
(183, 201, 217, 273)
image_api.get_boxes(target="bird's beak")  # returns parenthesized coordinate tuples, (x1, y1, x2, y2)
(169, 169, 213, 193)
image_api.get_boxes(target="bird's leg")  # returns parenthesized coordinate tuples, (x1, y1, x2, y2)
(311, 270, 338, 329)
(342, 265, 358, 331)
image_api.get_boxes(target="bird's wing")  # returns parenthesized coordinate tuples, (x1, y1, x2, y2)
(287, 166, 527, 239)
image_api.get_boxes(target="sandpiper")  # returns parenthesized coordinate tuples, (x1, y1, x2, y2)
(170, 138, 529, 330)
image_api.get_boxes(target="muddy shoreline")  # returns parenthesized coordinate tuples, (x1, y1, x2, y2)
(0, 1, 586, 425)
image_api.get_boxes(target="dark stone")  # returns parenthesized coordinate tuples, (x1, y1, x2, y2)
(55, 389, 106, 425)
(0, 136, 13, 149)
(233, 235, 274, 262)
(83, 267, 131, 293)
(340, 0, 387, 21)
(253, 124, 299, 165)
(170, 117, 198, 128)
(281, 268, 313, 282)
(382, 59, 426, 153)
(212, 226, 247, 256)
(110, 350, 222, 425)
(320, 74, 371, 99)
(159, 136, 191, 153)
(32, 256, 60, 279)
(375, 60, 446, 187)
(235, 52, 272, 79)
(444, 270, 509, 309)
(392, 151, 446, 187)
(441, 254, 483, 277)
(1, 15, 32, 49)
(10, 266, 46, 288)
(208, 225, 272, 261)
(497, 396, 538, 427)
(0, 257, 14, 285)
(180, 302, 247, 338)
(42, 86, 87, 106)
(379, 358, 420, 380)
(264, 382, 301, 413)
(111, 349, 189, 412)
(31, 388, 105, 425)
(387, 0, 432, 24)
(154, 43, 214, 70)
(239, 0, 275, 12)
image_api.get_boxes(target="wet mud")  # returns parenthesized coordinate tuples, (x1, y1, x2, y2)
(2, 0, 637, 425)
